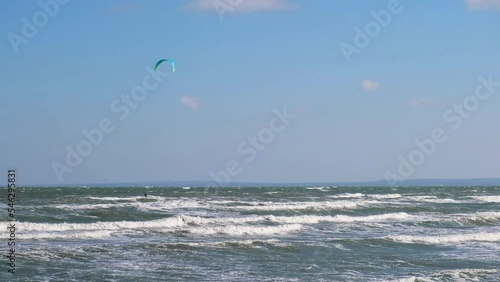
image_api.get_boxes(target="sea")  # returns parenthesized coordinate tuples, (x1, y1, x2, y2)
(2, 185, 499, 281)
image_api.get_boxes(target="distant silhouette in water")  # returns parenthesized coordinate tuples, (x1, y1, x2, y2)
(144, 192, 147, 198)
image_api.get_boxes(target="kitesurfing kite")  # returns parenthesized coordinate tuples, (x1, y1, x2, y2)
(154, 59, 176, 73)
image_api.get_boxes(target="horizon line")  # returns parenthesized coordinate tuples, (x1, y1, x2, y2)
(12, 177, 500, 187)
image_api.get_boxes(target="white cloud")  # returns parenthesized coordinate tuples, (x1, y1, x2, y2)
(466, 0, 500, 10)
(184, 0, 298, 13)
(180, 96, 200, 110)
(408, 97, 433, 108)
(361, 80, 381, 91)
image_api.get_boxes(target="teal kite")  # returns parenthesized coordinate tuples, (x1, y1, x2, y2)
(154, 59, 175, 73)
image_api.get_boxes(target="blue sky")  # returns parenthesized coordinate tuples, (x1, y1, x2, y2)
(1, 0, 500, 185)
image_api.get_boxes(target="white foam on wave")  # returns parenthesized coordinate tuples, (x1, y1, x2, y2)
(165, 224, 303, 236)
(46, 194, 458, 214)
(330, 193, 402, 200)
(53, 203, 121, 210)
(439, 268, 500, 281)
(14, 211, 417, 234)
(17, 219, 301, 239)
(20, 230, 115, 240)
(230, 200, 370, 211)
(405, 196, 462, 204)
(409, 196, 437, 200)
(368, 194, 402, 199)
(387, 232, 500, 244)
(265, 212, 412, 224)
(178, 215, 262, 225)
(449, 211, 500, 225)
(305, 186, 329, 191)
(383, 268, 500, 282)
(87, 196, 139, 201)
(135, 199, 207, 212)
(330, 193, 364, 199)
(16, 212, 412, 240)
(179, 212, 413, 225)
(384, 277, 433, 282)
(161, 239, 289, 248)
(345, 211, 500, 226)
(17, 220, 302, 239)
(52, 198, 208, 211)
(420, 198, 460, 204)
(18, 217, 187, 232)
(469, 196, 500, 203)
(15, 209, 500, 240)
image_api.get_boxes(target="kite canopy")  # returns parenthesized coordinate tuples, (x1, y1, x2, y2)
(154, 59, 175, 73)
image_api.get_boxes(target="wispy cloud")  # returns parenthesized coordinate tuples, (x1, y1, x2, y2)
(180, 96, 201, 110)
(361, 80, 381, 91)
(466, 0, 500, 10)
(408, 97, 434, 108)
(184, 0, 298, 13)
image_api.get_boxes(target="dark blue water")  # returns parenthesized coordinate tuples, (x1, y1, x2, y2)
(2, 186, 499, 281)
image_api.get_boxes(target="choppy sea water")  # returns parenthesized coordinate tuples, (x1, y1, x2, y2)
(2, 186, 500, 281)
